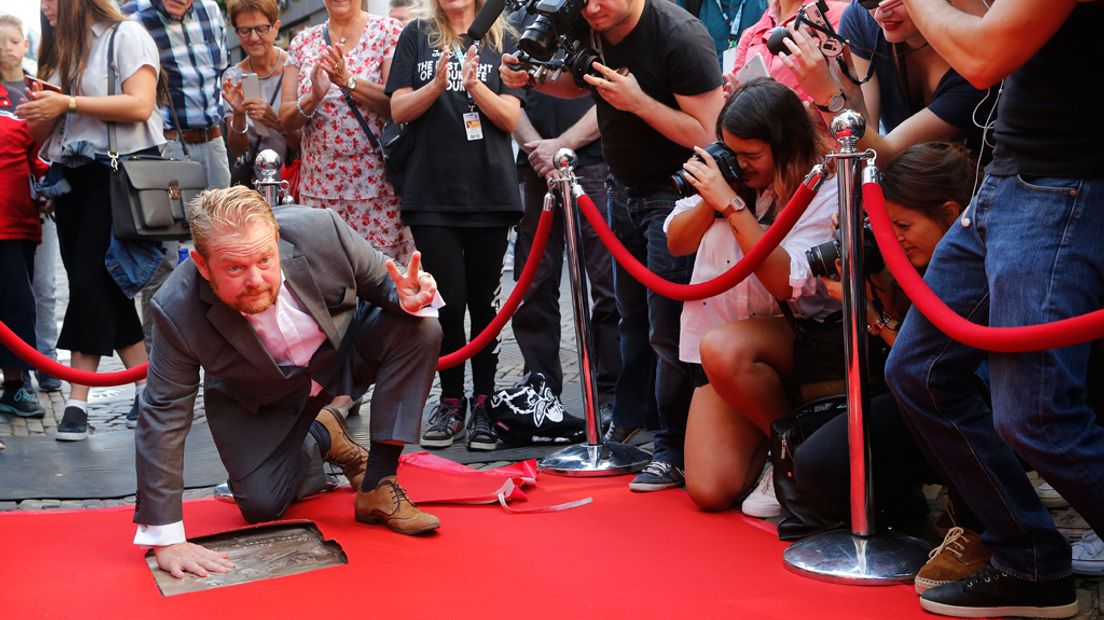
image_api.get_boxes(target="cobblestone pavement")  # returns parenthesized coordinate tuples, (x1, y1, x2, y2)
(0, 246, 1099, 618)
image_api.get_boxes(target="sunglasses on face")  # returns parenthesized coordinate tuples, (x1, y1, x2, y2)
(235, 24, 273, 38)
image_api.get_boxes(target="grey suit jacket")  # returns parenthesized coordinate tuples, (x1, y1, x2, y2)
(134, 206, 404, 526)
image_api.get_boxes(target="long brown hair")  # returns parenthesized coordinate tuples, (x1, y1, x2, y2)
(720, 78, 829, 213)
(37, 0, 127, 93)
(882, 142, 975, 230)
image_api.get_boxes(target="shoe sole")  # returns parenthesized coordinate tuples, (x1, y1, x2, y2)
(466, 439, 497, 451)
(628, 481, 683, 492)
(1057, 527, 1089, 542)
(420, 429, 464, 448)
(1072, 563, 1103, 577)
(126, 418, 138, 430)
(355, 514, 439, 535)
(0, 404, 46, 419)
(919, 598, 1078, 619)
(914, 577, 951, 595)
(55, 430, 89, 441)
(741, 504, 782, 519)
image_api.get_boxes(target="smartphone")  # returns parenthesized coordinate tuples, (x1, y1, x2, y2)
(24, 75, 63, 94)
(239, 72, 269, 137)
(735, 53, 770, 85)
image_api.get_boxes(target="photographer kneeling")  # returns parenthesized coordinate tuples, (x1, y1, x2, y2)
(668, 79, 839, 514)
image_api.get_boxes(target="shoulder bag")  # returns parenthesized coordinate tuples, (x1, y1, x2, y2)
(106, 24, 206, 241)
(322, 25, 410, 194)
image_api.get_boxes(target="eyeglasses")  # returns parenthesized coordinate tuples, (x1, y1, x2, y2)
(859, 0, 903, 10)
(235, 24, 273, 38)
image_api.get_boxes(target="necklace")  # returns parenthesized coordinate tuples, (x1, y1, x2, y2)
(329, 12, 366, 47)
(247, 49, 284, 79)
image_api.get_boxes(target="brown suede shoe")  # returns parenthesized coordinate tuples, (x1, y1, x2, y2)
(915, 527, 992, 594)
(315, 406, 369, 490)
(355, 476, 440, 535)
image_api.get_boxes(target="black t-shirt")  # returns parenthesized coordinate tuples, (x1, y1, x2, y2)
(595, 0, 722, 189)
(840, 2, 991, 153)
(385, 20, 526, 227)
(988, 4, 1104, 178)
(515, 91, 603, 169)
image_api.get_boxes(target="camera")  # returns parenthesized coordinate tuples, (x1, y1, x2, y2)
(765, 0, 844, 58)
(507, 0, 602, 88)
(670, 141, 742, 199)
(805, 223, 885, 278)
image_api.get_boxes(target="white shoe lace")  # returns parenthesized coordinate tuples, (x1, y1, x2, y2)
(642, 460, 671, 476)
(1073, 530, 1102, 557)
(928, 526, 968, 561)
(751, 463, 774, 498)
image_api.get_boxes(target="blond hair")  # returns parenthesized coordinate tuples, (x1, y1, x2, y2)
(414, 0, 513, 52)
(0, 13, 25, 38)
(188, 187, 279, 258)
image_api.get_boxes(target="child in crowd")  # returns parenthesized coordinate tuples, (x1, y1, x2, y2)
(665, 78, 839, 515)
(0, 13, 48, 419)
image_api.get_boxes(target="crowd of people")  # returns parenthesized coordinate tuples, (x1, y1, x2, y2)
(0, 0, 1101, 616)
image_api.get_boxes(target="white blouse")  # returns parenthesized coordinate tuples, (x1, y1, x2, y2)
(664, 176, 840, 364)
(42, 20, 164, 161)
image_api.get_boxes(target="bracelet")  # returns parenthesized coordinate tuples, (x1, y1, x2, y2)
(230, 114, 249, 134)
(68, 96, 78, 114)
(866, 311, 900, 336)
(296, 95, 316, 119)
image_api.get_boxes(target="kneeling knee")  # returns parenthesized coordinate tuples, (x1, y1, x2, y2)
(236, 495, 291, 524)
(687, 479, 736, 513)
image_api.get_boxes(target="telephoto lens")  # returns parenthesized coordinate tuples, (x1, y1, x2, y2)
(671, 141, 743, 198)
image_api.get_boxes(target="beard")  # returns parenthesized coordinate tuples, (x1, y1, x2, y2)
(233, 285, 279, 314)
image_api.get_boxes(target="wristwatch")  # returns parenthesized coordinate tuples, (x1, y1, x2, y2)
(345, 75, 358, 91)
(720, 196, 747, 218)
(815, 90, 847, 113)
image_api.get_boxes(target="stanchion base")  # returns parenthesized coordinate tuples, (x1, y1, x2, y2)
(539, 442, 651, 477)
(783, 528, 930, 586)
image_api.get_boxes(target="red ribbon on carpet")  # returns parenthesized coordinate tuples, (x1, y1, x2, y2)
(864, 181, 1104, 352)
(577, 181, 817, 301)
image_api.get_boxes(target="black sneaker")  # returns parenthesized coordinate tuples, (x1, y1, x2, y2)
(466, 397, 498, 451)
(35, 371, 63, 393)
(628, 459, 685, 492)
(56, 406, 90, 441)
(603, 423, 641, 444)
(126, 393, 140, 429)
(0, 385, 46, 418)
(420, 397, 467, 448)
(919, 564, 1078, 619)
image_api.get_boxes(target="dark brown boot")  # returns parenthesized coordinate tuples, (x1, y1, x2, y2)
(315, 406, 369, 490)
(355, 476, 440, 535)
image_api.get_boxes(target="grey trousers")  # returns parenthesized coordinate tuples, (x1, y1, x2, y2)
(230, 308, 442, 523)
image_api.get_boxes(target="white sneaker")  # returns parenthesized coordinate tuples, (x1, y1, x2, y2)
(1052, 507, 1091, 542)
(1072, 530, 1103, 576)
(741, 462, 781, 518)
(1035, 480, 1070, 509)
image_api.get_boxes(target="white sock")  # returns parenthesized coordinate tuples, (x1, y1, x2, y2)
(66, 399, 88, 411)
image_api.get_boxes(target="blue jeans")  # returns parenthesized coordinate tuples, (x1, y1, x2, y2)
(886, 174, 1104, 581)
(607, 176, 694, 466)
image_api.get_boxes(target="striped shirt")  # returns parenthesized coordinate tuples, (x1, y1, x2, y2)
(122, 0, 228, 131)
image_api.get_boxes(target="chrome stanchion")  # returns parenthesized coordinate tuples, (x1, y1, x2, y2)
(252, 149, 291, 208)
(539, 148, 651, 476)
(782, 111, 929, 584)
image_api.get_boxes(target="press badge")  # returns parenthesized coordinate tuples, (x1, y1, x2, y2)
(463, 112, 484, 141)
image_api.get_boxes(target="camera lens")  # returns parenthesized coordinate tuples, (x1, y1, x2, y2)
(765, 26, 792, 55)
(669, 141, 742, 199)
(805, 240, 839, 278)
(519, 16, 559, 61)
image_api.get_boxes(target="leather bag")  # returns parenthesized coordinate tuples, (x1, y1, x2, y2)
(106, 24, 205, 241)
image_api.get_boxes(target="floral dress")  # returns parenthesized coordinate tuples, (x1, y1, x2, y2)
(287, 15, 413, 261)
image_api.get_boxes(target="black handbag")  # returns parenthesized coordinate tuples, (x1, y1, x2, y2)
(770, 395, 848, 541)
(323, 26, 407, 194)
(106, 24, 206, 242)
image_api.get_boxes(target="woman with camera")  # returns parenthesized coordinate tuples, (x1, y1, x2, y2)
(222, 0, 299, 188)
(793, 142, 996, 591)
(385, 0, 524, 451)
(16, 0, 162, 441)
(779, 0, 991, 162)
(666, 78, 839, 515)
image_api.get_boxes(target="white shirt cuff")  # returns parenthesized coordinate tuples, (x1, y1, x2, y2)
(134, 521, 186, 547)
(403, 291, 445, 318)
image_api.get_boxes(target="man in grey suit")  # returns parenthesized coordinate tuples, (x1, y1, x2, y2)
(133, 187, 444, 579)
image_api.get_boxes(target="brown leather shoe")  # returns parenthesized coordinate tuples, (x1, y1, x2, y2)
(315, 406, 369, 490)
(915, 527, 992, 594)
(355, 476, 440, 535)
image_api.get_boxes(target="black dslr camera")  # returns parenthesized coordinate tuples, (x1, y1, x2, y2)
(765, 0, 844, 58)
(805, 223, 885, 278)
(671, 141, 742, 199)
(508, 0, 602, 88)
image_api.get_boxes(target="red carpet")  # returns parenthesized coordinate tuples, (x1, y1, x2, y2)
(0, 471, 940, 619)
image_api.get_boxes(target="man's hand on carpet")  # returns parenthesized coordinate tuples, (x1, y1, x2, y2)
(154, 542, 235, 579)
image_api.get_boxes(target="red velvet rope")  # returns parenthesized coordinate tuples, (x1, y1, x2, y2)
(576, 182, 818, 301)
(436, 206, 555, 370)
(0, 320, 148, 386)
(863, 181, 1104, 352)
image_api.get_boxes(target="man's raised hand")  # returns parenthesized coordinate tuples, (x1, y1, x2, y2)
(386, 251, 438, 313)
(154, 542, 234, 579)
(582, 62, 645, 114)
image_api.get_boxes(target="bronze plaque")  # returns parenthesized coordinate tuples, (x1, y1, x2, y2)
(146, 520, 347, 596)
